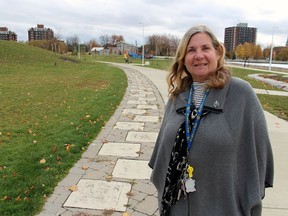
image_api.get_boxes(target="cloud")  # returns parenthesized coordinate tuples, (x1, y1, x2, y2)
(1, 0, 287, 47)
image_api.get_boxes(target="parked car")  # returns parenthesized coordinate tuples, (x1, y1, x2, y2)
(145, 54, 154, 59)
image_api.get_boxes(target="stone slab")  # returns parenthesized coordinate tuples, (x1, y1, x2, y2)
(137, 105, 158, 110)
(112, 159, 152, 179)
(126, 131, 158, 143)
(122, 109, 146, 115)
(138, 97, 156, 101)
(127, 100, 147, 105)
(98, 142, 141, 157)
(134, 115, 159, 122)
(137, 91, 154, 95)
(63, 179, 131, 211)
(113, 122, 144, 130)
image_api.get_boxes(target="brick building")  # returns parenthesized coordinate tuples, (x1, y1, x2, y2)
(28, 24, 54, 41)
(0, 27, 17, 41)
(224, 23, 257, 53)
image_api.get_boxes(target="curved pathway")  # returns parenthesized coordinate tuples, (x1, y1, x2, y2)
(38, 64, 164, 216)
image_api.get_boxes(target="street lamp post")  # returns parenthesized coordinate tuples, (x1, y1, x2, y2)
(140, 23, 145, 66)
(269, 27, 276, 71)
(78, 39, 81, 59)
(78, 40, 81, 59)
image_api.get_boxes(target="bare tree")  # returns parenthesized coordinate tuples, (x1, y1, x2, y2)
(87, 39, 101, 50)
(99, 34, 110, 48)
(66, 35, 79, 53)
(111, 34, 125, 46)
(99, 34, 125, 48)
(146, 34, 180, 56)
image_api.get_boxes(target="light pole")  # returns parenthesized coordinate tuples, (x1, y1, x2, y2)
(269, 27, 277, 71)
(140, 23, 145, 66)
(78, 40, 81, 59)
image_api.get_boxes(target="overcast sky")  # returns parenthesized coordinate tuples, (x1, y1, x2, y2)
(1, 0, 287, 48)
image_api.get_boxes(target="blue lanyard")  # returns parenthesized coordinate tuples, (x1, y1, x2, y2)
(185, 85, 209, 150)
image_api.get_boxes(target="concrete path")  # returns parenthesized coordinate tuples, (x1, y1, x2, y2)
(38, 63, 288, 216)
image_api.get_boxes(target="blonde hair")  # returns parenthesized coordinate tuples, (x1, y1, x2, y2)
(167, 25, 231, 97)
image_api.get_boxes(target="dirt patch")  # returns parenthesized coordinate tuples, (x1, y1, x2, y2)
(75, 80, 109, 90)
(259, 74, 288, 83)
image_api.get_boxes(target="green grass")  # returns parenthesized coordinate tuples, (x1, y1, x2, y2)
(258, 95, 288, 120)
(0, 41, 127, 216)
(228, 67, 288, 120)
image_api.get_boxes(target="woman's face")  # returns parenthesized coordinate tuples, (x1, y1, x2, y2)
(184, 32, 220, 82)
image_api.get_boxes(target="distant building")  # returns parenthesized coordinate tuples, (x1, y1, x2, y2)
(286, 36, 288, 47)
(0, 27, 17, 41)
(28, 24, 54, 41)
(114, 41, 138, 55)
(90, 47, 110, 55)
(224, 23, 257, 53)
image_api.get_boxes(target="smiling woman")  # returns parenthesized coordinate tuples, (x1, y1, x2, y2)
(149, 24, 273, 216)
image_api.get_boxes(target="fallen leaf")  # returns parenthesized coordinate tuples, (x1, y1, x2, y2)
(1, 195, 10, 201)
(52, 146, 57, 153)
(126, 191, 134, 197)
(15, 196, 22, 201)
(106, 175, 113, 181)
(39, 159, 46, 164)
(57, 155, 62, 162)
(69, 185, 78, 192)
(28, 129, 33, 134)
(122, 212, 130, 216)
(81, 166, 89, 170)
(65, 144, 74, 151)
(24, 197, 30, 201)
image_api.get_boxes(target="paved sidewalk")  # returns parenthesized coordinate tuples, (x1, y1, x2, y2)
(38, 63, 288, 216)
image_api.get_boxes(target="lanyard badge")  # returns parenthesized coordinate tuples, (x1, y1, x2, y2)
(181, 85, 209, 196)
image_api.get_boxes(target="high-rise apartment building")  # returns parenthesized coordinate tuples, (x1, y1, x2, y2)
(0, 27, 17, 41)
(28, 24, 54, 41)
(224, 23, 257, 53)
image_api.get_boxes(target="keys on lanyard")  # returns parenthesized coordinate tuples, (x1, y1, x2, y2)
(177, 164, 196, 200)
(185, 164, 196, 193)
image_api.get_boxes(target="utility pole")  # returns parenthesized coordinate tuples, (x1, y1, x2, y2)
(78, 42, 81, 59)
(140, 23, 145, 66)
(269, 27, 277, 71)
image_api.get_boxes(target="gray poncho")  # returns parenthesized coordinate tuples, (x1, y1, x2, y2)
(149, 77, 274, 216)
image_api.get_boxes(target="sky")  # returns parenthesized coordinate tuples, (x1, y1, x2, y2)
(1, 0, 287, 48)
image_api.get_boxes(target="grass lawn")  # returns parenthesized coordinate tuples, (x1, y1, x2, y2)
(0, 41, 127, 216)
(229, 67, 288, 121)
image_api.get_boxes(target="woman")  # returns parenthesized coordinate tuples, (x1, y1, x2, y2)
(148, 25, 273, 216)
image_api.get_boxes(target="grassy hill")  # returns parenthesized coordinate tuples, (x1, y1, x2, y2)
(0, 40, 127, 216)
